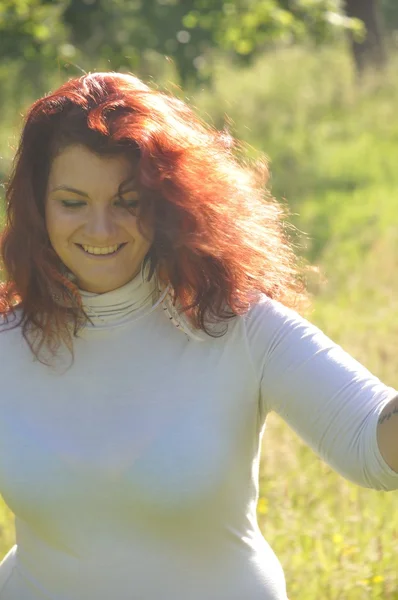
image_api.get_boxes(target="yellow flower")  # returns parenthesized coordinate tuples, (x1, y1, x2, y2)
(257, 497, 268, 515)
(332, 533, 343, 545)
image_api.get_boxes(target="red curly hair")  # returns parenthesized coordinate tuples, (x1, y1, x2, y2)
(0, 72, 308, 364)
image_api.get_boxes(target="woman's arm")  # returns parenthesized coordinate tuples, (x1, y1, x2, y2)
(244, 296, 398, 490)
(377, 395, 398, 472)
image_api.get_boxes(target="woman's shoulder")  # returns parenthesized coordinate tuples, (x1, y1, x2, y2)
(243, 294, 311, 335)
(240, 293, 325, 364)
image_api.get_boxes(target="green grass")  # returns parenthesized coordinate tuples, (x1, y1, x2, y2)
(1, 43, 398, 598)
(260, 414, 398, 600)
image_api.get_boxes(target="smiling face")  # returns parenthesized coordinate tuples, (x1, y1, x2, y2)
(45, 144, 153, 294)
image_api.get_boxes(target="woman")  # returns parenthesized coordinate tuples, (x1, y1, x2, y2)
(0, 72, 397, 600)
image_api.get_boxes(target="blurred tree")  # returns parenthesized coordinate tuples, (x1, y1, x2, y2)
(0, 0, 361, 88)
(344, 0, 387, 75)
(0, 0, 68, 88)
(381, 0, 398, 32)
(62, 0, 359, 85)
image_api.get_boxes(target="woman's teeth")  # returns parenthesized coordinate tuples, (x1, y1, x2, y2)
(81, 244, 123, 255)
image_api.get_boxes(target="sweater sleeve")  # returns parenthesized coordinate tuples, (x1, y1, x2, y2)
(244, 296, 398, 491)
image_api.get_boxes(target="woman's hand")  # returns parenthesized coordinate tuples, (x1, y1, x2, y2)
(377, 396, 398, 473)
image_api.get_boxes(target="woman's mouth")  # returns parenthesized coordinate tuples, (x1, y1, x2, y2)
(76, 243, 127, 257)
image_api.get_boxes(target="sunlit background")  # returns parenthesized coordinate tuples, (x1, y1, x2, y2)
(1, 1, 398, 597)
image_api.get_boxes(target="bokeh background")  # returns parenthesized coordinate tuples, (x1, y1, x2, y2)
(1, 1, 398, 598)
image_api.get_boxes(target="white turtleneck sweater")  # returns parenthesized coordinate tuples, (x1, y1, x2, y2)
(0, 270, 397, 600)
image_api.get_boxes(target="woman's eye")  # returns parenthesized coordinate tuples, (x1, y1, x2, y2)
(61, 200, 86, 208)
(59, 199, 139, 209)
(116, 199, 139, 209)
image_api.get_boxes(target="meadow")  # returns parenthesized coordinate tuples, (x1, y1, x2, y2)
(1, 42, 398, 598)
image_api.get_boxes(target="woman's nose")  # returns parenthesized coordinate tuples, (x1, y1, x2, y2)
(85, 207, 118, 242)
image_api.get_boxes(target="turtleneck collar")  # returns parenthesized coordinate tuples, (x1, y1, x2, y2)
(77, 265, 162, 329)
(60, 263, 207, 340)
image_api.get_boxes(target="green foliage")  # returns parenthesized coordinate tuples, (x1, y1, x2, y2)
(62, 0, 359, 84)
(0, 0, 360, 86)
(0, 0, 67, 84)
(382, 0, 398, 31)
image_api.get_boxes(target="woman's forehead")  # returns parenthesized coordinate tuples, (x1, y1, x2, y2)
(48, 145, 137, 193)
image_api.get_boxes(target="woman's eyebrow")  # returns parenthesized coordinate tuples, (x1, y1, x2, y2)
(50, 185, 89, 197)
(50, 185, 137, 197)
